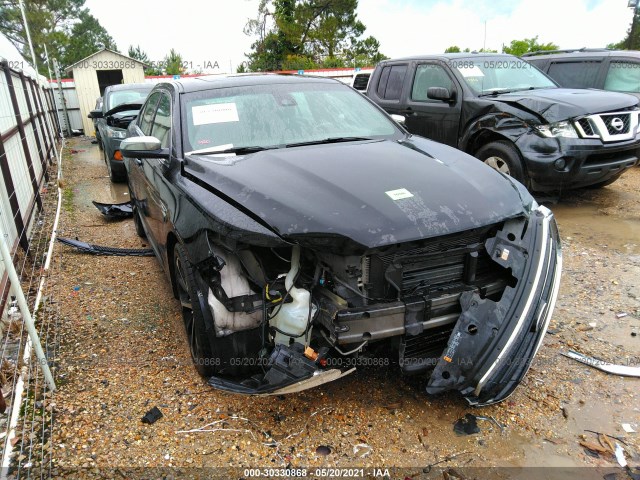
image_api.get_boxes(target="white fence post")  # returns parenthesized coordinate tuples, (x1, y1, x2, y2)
(0, 234, 56, 392)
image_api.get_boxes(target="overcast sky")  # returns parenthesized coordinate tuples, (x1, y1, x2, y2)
(84, 0, 632, 73)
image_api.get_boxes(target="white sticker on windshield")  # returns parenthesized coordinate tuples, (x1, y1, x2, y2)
(192, 103, 239, 125)
(457, 65, 484, 78)
(386, 188, 414, 200)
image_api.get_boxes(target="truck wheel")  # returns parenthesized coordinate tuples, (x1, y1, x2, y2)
(173, 243, 219, 376)
(476, 141, 527, 185)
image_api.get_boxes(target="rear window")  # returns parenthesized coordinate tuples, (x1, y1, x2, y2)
(547, 61, 601, 88)
(376, 65, 407, 100)
(604, 61, 640, 93)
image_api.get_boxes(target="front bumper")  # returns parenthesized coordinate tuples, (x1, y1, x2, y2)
(517, 133, 640, 191)
(425, 205, 562, 405)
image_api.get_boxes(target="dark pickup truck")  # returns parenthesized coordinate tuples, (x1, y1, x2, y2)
(366, 53, 640, 192)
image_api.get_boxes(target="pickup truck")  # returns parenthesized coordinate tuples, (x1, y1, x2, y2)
(366, 53, 640, 192)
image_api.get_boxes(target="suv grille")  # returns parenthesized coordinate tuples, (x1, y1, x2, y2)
(575, 111, 639, 142)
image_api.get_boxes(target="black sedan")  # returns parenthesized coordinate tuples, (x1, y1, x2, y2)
(120, 74, 562, 406)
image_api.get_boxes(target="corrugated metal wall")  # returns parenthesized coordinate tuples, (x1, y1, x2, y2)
(0, 60, 60, 305)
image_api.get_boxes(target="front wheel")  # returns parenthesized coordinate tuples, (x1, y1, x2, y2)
(476, 141, 527, 186)
(173, 243, 219, 376)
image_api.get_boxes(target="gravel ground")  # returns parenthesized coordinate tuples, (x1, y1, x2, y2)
(36, 138, 640, 478)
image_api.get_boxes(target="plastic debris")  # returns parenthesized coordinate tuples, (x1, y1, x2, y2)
(353, 443, 372, 458)
(622, 424, 637, 433)
(615, 443, 627, 467)
(616, 312, 628, 319)
(141, 406, 163, 424)
(92, 200, 133, 219)
(561, 350, 640, 377)
(453, 414, 480, 436)
(57, 237, 154, 257)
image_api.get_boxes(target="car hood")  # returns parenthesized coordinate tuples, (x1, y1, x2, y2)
(494, 88, 638, 123)
(183, 139, 528, 249)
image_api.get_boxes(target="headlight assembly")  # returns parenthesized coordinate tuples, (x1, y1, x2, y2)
(534, 121, 578, 138)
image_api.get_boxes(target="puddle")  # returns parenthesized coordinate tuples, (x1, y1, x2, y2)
(549, 202, 640, 253)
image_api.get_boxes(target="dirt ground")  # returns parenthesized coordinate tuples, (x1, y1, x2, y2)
(40, 138, 640, 478)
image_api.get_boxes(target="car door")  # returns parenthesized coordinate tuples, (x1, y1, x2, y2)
(370, 63, 409, 115)
(142, 91, 174, 252)
(403, 62, 462, 147)
(128, 91, 161, 245)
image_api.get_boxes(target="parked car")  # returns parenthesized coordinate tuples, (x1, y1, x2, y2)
(89, 83, 153, 182)
(119, 74, 561, 406)
(92, 96, 103, 148)
(366, 53, 640, 192)
(524, 49, 640, 99)
(351, 70, 372, 91)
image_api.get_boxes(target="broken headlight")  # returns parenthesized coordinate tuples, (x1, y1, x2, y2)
(534, 121, 578, 139)
(107, 128, 127, 139)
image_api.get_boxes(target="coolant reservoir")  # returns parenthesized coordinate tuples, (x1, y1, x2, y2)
(270, 246, 316, 346)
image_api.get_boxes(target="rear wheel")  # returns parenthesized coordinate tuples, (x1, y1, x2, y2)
(476, 141, 527, 186)
(173, 243, 219, 376)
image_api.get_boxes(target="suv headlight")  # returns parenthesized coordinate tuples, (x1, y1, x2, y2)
(107, 129, 127, 139)
(534, 121, 578, 138)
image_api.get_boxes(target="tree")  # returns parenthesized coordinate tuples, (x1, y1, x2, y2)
(608, 9, 640, 50)
(502, 36, 558, 56)
(60, 9, 117, 68)
(128, 45, 162, 75)
(164, 48, 184, 76)
(444, 46, 461, 53)
(243, 0, 385, 71)
(0, 0, 116, 75)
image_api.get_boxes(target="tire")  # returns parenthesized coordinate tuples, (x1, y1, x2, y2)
(475, 141, 527, 186)
(132, 204, 146, 238)
(173, 243, 219, 376)
(105, 149, 125, 183)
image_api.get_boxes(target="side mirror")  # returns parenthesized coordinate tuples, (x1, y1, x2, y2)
(427, 87, 454, 102)
(120, 136, 169, 159)
(88, 109, 103, 119)
(390, 114, 406, 126)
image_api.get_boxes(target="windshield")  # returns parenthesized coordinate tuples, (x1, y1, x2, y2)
(182, 82, 401, 154)
(455, 58, 556, 95)
(107, 87, 152, 110)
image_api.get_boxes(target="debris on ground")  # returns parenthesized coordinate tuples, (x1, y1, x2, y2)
(562, 350, 640, 377)
(141, 406, 163, 425)
(57, 237, 154, 256)
(315, 445, 331, 456)
(622, 424, 637, 434)
(92, 200, 133, 219)
(453, 414, 480, 436)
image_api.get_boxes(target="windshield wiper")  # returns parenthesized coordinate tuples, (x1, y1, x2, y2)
(478, 88, 517, 97)
(187, 145, 273, 156)
(283, 136, 372, 148)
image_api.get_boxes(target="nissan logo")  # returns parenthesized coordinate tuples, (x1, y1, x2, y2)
(610, 117, 625, 131)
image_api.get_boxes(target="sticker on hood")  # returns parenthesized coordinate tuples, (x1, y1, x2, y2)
(193, 103, 239, 125)
(385, 188, 414, 200)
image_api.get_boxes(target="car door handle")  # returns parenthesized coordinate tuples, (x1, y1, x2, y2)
(135, 158, 143, 166)
(400, 109, 416, 116)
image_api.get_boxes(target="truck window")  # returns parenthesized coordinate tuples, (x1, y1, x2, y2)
(411, 64, 455, 101)
(376, 65, 407, 100)
(604, 61, 640, 93)
(547, 61, 601, 88)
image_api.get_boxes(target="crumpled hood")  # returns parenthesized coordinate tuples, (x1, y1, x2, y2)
(183, 138, 528, 249)
(495, 88, 638, 123)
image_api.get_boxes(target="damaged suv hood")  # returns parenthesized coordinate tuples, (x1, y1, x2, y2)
(183, 139, 527, 249)
(494, 88, 638, 123)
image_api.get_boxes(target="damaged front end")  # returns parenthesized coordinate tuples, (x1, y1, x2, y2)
(187, 204, 561, 406)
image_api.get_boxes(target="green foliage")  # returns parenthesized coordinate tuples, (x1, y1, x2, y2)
(164, 48, 184, 76)
(128, 45, 162, 75)
(445, 45, 497, 54)
(608, 10, 640, 50)
(244, 0, 385, 71)
(502, 36, 558, 56)
(0, 0, 117, 76)
(444, 46, 461, 53)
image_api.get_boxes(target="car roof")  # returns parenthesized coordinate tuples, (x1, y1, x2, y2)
(104, 83, 154, 93)
(152, 73, 342, 94)
(523, 49, 640, 60)
(379, 53, 517, 63)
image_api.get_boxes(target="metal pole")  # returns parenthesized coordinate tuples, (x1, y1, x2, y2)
(17, 0, 38, 75)
(43, 44, 54, 84)
(52, 58, 70, 135)
(0, 234, 56, 392)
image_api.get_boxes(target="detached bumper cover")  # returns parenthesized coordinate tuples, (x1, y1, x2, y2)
(426, 205, 562, 406)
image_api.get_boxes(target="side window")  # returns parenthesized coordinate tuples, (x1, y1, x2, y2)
(376, 65, 407, 100)
(604, 61, 640, 93)
(150, 93, 172, 148)
(411, 64, 454, 101)
(547, 61, 601, 88)
(138, 92, 161, 135)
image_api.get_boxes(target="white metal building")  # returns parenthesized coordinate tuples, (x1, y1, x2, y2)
(64, 49, 146, 135)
